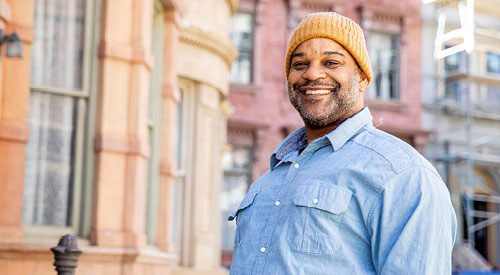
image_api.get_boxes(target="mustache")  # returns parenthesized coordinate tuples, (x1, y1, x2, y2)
(292, 80, 340, 91)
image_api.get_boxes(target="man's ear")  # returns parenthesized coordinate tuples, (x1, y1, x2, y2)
(358, 68, 369, 92)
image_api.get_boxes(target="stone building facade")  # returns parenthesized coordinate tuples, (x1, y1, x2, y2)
(221, 0, 428, 267)
(0, 0, 237, 274)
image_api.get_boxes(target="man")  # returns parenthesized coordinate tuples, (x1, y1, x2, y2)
(228, 12, 456, 275)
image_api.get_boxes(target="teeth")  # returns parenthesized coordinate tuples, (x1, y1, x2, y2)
(304, 89, 331, 95)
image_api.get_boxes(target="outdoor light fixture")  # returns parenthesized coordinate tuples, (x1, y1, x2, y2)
(0, 29, 23, 58)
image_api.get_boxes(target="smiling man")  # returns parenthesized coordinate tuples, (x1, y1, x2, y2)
(228, 12, 457, 275)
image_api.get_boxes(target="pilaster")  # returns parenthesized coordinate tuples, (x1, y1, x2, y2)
(91, 0, 153, 248)
(0, 0, 34, 243)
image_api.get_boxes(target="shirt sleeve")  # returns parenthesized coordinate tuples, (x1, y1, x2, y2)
(369, 165, 457, 275)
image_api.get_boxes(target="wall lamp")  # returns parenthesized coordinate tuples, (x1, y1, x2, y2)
(0, 29, 23, 58)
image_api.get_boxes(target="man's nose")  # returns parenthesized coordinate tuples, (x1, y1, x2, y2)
(303, 64, 326, 81)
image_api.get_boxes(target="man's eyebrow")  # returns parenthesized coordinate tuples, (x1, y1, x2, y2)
(291, 51, 345, 60)
(323, 51, 345, 57)
(291, 52, 304, 59)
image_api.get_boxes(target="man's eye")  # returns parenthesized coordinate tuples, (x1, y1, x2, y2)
(324, 61, 339, 67)
(292, 62, 307, 69)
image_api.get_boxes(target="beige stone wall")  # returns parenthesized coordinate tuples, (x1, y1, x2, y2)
(0, 0, 237, 274)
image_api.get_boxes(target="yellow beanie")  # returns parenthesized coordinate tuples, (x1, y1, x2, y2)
(285, 12, 372, 85)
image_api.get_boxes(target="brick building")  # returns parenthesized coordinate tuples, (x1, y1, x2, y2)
(0, 0, 237, 274)
(221, 0, 429, 266)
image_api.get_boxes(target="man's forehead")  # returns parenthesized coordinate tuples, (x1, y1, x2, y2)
(292, 38, 349, 57)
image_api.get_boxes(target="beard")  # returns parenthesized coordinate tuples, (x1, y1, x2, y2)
(287, 74, 360, 130)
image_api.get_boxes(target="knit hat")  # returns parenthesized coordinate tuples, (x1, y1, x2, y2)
(285, 12, 372, 85)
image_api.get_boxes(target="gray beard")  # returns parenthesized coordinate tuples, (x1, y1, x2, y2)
(288, 76, 360, 130)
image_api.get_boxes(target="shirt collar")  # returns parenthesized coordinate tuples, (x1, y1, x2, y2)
(270, 127, 307, 169)
(326, 107, 373, 151)
(270, 107, 373, 169)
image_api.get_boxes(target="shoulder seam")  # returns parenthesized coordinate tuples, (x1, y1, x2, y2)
(366, 128, 416, 161)
(351, 139, 399, 174)
(366, 164, 443, 235)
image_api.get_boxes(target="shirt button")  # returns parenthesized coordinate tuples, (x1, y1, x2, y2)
(293, 163, 300, 169)
(260, 247, 266, 253)
(313, 198, 319, 204)
(275, 200, 281, 206)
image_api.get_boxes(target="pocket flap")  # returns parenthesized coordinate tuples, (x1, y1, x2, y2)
(228, 190, 260, 221)
(292, 184, 352, 214)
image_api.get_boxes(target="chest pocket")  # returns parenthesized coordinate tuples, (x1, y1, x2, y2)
(228, 190, 260, 247)
(287, 184, 353, 255)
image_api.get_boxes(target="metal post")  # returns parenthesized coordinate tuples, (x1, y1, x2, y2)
(464, 51, 475, 248)
(51, 234, 82, 275)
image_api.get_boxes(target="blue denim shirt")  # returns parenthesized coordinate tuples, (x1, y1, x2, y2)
(228, 108, 457, 275)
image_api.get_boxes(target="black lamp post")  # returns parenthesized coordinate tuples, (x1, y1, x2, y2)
(0, 29, 23, 58)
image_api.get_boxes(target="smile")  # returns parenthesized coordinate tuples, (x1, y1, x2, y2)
(303, 89, 332, 95)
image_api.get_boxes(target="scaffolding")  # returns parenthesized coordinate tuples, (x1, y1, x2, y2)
(424, 0, 500, 252)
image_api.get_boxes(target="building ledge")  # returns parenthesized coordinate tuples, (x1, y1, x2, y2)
(366, 99, 407, 112)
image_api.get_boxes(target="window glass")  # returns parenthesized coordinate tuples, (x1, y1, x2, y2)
(31, 0, 86, 90)
(23, 0, 88, 227)
(229, 13, 254, 84)
(172, 89, 185, 252)
(23, 92, 80, 226)
(367, 32, 400, 100)
(220, 146, 253, 268)
(487, 52, 500, 74)
(145, 2, 165, 245)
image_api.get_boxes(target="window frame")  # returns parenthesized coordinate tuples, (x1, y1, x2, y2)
(176, 78, 196, 263)
(367, 30, 401, 101)
(229, 11, 255, 85)
(23, 0, 99, 238)
(145, 0, 166, 246)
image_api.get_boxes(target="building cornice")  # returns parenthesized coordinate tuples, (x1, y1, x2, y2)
(179, 26, 237, 68)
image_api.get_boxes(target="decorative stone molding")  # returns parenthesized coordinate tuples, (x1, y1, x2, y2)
(357, 4, 404, 33)
(179, 26, 237, 68)
(98, 41, 154, 72)
(93, 134, 149, 158)
(0, 120, 28, 143)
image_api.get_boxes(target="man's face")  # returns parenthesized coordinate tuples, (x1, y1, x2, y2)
(287, 38, 367, 129)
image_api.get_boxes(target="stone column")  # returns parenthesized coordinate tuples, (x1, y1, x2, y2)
(157, 8, 181, 253)
(91, 0, 153, 248)
(0, 0, 34, 243)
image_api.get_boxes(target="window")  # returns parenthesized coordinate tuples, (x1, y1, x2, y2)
(220, 145, 253, 268)
(229, 12, 254, 84)
(23, 0, 94, 231)
(145, 1, 165, 245)
(175, 79, 194, 261)
(487, 52, 500, 75)
(483, 52, 500, 112)
(367, 32, 400, 101)
(444, 80, 462, 103)
(443, 48, 464, 104)
(444, 47, 464, 74)
(172, 88, 185, 253)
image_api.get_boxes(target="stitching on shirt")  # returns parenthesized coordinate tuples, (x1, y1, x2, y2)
(351, 140, 400, 174)
(366, 128, 421, 165)
(353, 131, 421, 174)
